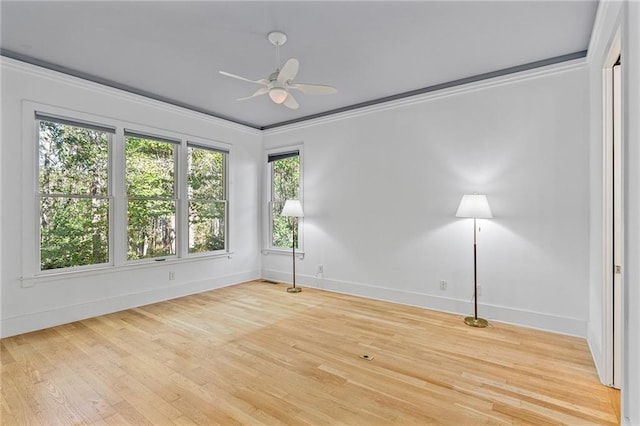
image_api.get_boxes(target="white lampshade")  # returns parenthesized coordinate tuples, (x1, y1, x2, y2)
(269, 87, 288, 104)
(456, 194, 493, 219)
(281, 199, 304, 217)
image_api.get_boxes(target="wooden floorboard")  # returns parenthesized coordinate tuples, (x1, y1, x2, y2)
(1, 281, 619, 425)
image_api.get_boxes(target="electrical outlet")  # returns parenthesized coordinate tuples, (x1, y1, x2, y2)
(169, 271, 175, 281)
(440, 280, 447, 290)
(317, 265, 324, 274)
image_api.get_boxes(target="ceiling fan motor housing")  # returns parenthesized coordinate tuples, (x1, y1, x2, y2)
(268, 31, 288, 46)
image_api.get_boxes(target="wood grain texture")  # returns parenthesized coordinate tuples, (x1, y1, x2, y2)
(1, 281, 619, 425)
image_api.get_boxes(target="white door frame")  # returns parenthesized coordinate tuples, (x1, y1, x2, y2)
(602, 32, 623, 389)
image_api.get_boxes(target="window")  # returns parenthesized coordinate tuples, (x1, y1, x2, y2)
(37, 114, 113, 271)
(125, 131, 178, 260)
(268, 149, 301, 249)
(187, 144, 227, 254)
(29, 106, 232, 277)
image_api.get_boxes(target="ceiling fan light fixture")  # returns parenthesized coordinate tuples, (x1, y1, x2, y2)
(219, 30, 336, 109)
(269, 87, 288, 104)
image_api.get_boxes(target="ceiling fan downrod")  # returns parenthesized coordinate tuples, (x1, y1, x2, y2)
(268, 31, 288, 71)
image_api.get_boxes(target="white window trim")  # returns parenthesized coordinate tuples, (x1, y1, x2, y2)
(21, 101, 233, 284)
(263, 143, 304, 256)
(19, 252, 234, 287)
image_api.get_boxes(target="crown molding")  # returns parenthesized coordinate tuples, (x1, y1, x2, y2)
(263, 55, 588, 135)
(0, 55, 262, 136)
(2, 51, 587, 137)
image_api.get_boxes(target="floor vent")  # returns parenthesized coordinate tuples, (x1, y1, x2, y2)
(260, 279, 280, 284)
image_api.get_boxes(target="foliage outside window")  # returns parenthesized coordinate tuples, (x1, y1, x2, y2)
(126, 134, 177, 260)
(33, 110, 231, 275)
(269, 151, 300, 249)
(38, 118, 111, 270)
(188, 145, 227, 253)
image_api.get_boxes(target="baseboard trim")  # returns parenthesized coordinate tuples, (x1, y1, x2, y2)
(0, 270, 261, 338)
(587, 324, 608, 385)
(4, 269, 586, 339)
(263, 269, 587, 337)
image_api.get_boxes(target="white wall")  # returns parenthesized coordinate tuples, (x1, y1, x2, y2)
(262, 63, 590, 337)
(0, 58, 262, 337)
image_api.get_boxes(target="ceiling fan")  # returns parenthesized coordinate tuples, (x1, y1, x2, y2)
(219, 31, 337, 110)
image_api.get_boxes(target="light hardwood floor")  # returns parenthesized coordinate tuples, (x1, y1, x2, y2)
(1, 281, 619, 425)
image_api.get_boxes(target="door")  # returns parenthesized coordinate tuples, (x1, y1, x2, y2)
(602, 29, 623, 387)
(612, 58, 622, 388)
(604, 45, 622, 389)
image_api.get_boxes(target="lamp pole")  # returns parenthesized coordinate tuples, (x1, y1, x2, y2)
(292, 216, 297, 289)
(464, 215, 488, 327)
(473, 217, 478, 321)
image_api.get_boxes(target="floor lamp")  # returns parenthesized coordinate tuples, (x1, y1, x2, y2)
(281, 199, 304, 293)
(456, 194, 493, 328)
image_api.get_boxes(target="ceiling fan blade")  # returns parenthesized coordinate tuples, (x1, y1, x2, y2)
(283, 92, 299, 109)
(278, 58, 299, 84)
(219, 71, 269, 85)
(289, 83, 337, 95)
(237, 87, 269, 101)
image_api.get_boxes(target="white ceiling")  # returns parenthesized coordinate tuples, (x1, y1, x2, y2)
(1, 1, 598, 129)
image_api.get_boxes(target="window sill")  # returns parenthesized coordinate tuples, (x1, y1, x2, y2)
(262, 248, 305, 259)
(20, 251, 234, 287)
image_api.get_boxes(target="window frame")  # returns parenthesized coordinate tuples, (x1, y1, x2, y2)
(124, 130, 180, 262)
(264, 144, 304, 255)
(186, 142, 229, 256)
(34, 113, 115, 274)
(21, 102, 233, 283)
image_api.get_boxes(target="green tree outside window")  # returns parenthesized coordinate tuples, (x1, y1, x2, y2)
(271, 155, 300, 248)
(188, 146, 226, 253)
(38, 120, 110, 270)
(126, 136, 176, 260)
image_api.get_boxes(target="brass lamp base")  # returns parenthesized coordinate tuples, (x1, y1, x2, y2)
(287, 287, 302, 293)
(464, 316, 488, 328)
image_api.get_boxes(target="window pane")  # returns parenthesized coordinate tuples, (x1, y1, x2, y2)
(271, 202, 298, 249)
(39, 120, 109, 196)
(187, 145, 227, 255)
(127, 200, 176, 260)
(270, 153, 300, 250)
(40, 197, 109, 270)
(188, 147, 224, 200)
(272, 155, 299, 201)
(126, 137, 175, 198)
(189, 201, 225, 253)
